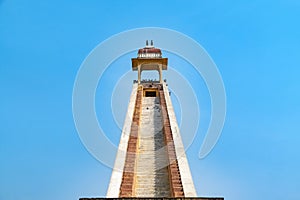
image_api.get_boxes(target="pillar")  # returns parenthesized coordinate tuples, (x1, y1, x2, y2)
(138, 65, 141, 84)
(159, 64, 162, 83)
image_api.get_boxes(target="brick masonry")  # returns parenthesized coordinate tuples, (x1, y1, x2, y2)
(159, 88, 184, 197)
(119, 86, 143, 197)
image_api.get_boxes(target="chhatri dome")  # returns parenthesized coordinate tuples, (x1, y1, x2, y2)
(137, 40, 162, 58)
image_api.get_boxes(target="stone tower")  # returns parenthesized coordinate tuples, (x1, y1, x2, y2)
(79, 41, 223, 200)
(106, 41, 197, 198)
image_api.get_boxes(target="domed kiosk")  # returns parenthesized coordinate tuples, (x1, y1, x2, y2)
(132, 40, 168, 84)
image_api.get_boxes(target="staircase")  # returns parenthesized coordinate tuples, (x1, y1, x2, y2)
(135, 97, 171, 197)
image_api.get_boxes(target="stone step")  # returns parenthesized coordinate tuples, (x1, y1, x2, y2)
(134, 97, 171, 197)
(135, 189, 170, 193)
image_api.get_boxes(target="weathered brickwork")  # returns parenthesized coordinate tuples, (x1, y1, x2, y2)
(119, 86, 143, 197)
(159, 89, 184, 197)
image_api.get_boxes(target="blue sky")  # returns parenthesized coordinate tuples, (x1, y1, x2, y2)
(1, 1, 300, 200)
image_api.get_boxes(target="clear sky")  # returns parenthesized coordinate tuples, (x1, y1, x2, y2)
(1, 1, 300, 200)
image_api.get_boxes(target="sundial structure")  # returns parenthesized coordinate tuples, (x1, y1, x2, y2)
(80, 41, 223, 200)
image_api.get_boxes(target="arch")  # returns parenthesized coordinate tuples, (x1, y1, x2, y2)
(137, 64, 162, 84)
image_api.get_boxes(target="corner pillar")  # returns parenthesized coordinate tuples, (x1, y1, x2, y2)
(138, 65, 141, 84)
(159, 64, 163, 83)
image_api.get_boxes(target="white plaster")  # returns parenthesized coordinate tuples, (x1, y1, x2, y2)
(163, 83, 197, 197)
(106, 83, 138, 198)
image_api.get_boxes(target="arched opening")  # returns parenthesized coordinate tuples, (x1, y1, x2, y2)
(140, 70, 160, 82)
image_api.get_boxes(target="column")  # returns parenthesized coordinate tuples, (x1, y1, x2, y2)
(138, 65, 141, 84)
(159, 64, 162, 83)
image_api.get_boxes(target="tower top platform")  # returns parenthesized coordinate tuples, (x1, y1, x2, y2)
(132, 41, 168, 84)
(132, 40, 168, 71)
